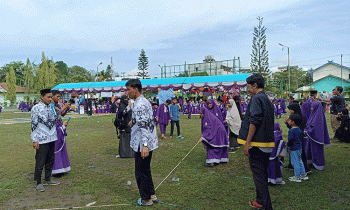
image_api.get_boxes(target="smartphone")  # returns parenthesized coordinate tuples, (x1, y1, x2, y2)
(67, 117, 71, 122)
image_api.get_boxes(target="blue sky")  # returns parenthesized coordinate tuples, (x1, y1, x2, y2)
(0, 0, 349, 77)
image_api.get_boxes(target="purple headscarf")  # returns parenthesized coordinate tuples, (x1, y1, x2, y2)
(301, 100, 312, 122)
(200, 107, 229, 147)
(274, 123, 283, 141)
(207, 99, 223, 122)
(305, 101, 331, 145)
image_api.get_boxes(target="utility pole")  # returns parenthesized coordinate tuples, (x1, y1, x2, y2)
(341, 54, 343, 88)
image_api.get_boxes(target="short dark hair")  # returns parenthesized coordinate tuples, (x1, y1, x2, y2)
(40, 89, 51, 96)
(233, 95, 240, 102)
(336, 86, 343, 93)
(246, 74, 265, 89)
(51, 90, 60, 96)
(125, 79, 142, 92)
(166, 99, 171, 104)
(172, 98, 177, 101)
(289, 114, 302, 126)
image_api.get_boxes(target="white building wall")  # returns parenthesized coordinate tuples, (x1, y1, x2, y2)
(313, 64, 350, 81)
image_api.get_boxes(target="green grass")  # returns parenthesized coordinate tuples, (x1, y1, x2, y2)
(0, 111, 349, 209)
(0, 111, 31, 120)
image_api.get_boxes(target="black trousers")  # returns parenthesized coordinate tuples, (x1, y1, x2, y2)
(34, 141, 56, 185)
(170, 120, 180, 136)
(249, 147, 273, 210)
(135, 151, 155, 200)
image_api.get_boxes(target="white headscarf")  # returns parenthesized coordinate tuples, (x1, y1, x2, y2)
(226, 99, 241, 135)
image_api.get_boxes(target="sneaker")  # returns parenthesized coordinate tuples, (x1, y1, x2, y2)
(137, 198, 153, 206)
(36, 184, 45, 192)
(228, 148, 236, 153)
(248, 201, 263, 209)
(276, 181, 286, 185)
(289, 176, 301, 183)
(116, 155, 120, 158)
(203, 163, 214, 167)
(42, 180, 60, 186)
(151, 196, 158, 203)
(300, 174, 309, 180)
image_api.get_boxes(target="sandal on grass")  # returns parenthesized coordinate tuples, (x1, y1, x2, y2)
(249, 201, 263, 209)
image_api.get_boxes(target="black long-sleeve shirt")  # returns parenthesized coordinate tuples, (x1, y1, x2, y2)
(238, 91, 275, 147)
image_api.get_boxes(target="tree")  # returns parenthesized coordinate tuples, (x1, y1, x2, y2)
(68, 66, 93, 83)
(36, 52, 49, 91)
(23, 58, 34, 103)
(48, 59, 57, 88)
(5, 66, 17, 104)
(0, 61, 25, 86)
(138, 49, 149, 79)
(250, 16, 270, 77)
(55, 61, 69, 83)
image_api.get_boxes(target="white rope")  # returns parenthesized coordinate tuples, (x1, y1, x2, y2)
(34, 203, 131, 210)
(155, 141, 200, 190)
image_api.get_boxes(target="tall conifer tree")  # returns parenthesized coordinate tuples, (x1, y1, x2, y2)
(138, 49, 149, 79)
(250, 17, 270, 77)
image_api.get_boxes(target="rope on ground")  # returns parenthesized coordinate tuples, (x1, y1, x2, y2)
(33, 204, 131, 210)
(155, 141, 200, 191)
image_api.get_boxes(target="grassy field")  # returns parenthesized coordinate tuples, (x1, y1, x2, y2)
(0, 111, 349, 210)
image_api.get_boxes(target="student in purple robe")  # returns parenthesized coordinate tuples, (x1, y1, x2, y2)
(156, 100, 171, 139)
(152, 103, 159, 126)
(207, 99, 223, 123)
(276, 99, 283, 119)
(240, 97, 248, 117)
(268, 123, 286, 185)
(51, 90, 72, 175)
(186, 100, 192, 119)
(179, 98, 184, 113)
(281, 99, 287, 114)
(198, 107, 229, 167)
(301, 91, 317, 125)
(222, 103, 229, 133)
(0, 104, 2, 113)
(304, 101, 331, 170)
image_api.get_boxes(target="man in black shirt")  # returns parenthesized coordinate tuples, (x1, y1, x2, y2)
(320, 86, 345, 137)
(238, 74, 274, 210)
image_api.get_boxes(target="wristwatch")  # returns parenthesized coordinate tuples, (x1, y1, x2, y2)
(143, 142, 148, 147)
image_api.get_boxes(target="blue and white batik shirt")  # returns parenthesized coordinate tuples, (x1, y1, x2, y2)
(31, 101, 59, 144)
(129, 95, 158, 152)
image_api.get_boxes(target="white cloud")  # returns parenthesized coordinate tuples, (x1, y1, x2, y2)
(0, 0, 38, 17)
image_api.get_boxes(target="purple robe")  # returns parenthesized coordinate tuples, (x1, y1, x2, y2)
(207, 99, 224, 123)
(179, 99, 184, 113)
(52, 121, 71, 174)
(0, 105, 2, 113)
(239, 100, 247, 114)
(153, 107, 159, 126)
(200, 107, 229, 164)
(304, 101, 330, 170)
(281, 99, 287, 114)
(156, 104, 170, 125)
(221, 106, 228, 130)
(268, 123, 286, 184)
(302, 97, 315, 122)
(186, 103, 192, 119)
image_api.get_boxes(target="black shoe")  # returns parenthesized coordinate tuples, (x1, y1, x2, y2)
(203, 163, 214, 167)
